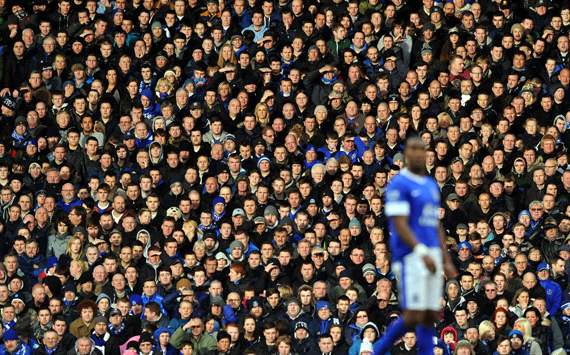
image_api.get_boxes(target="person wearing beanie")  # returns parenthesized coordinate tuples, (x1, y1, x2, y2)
(91, 315, 111, 354)
(0, 328, 31, 354)
(215, 330, 232, 354)
(138, 332, 154, 355)
(154, 327, 177, 355)
(347, 322, 380, 355)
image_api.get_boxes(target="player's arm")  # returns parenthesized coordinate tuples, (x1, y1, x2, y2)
(439, 224, 458, 278)
(391, 215, 436, 273)
(391, 215, 420, 250)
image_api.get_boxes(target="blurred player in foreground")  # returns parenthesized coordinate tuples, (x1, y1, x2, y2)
(374, 137, 457, 355)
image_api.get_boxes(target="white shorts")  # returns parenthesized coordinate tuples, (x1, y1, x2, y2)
(392, 247, 443, 311)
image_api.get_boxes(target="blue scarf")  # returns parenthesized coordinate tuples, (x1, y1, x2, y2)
(11, 130, 26, 144)
(90, 332, 109, 348)
(108, 322, 125, 336)
(321, 75, 337, 86)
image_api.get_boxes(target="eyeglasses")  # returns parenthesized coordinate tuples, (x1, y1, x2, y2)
(485, 289, 496, 292)
(530, 208, 542, 212)
(377, 299, 388, 303)
(356, 314, 368, 318)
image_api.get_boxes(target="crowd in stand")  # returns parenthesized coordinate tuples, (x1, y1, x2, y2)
(1, 0, 570, 354)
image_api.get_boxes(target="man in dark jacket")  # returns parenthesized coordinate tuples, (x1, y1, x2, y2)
(530, 218, 564, 263)
(292, 321, 318, 354)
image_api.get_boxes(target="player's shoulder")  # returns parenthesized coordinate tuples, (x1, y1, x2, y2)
(387, 172, 409, 186)
(386, 173, 410, 200)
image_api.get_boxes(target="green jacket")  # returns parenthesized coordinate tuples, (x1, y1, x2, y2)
(171, 327, 217, 355)
(327, 39, 350, 58)
(359, 2, 382, 15)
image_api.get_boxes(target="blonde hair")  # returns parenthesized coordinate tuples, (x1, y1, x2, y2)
(217, 44, 237, 68)
(478, 320, 496, 340)
(65, 235, 85, 261)
(254, 102, 270, 127)
(278, 284, 293, 300)
(156, 77, 173, 94)
(193, 240, 206, 253)
(70, 259, 87, 273)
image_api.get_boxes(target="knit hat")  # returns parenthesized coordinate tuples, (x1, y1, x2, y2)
(264, 205, 278, 217)
(96, 293, 111, 304)
(3, 329, 18, 341)
(139, 332, 153, 345)
(130, 294, 143, 306)
(257, 156, 271, 167)
(93, 316, 107, 325)
(509, 329, 524, 341)
(294, 321, 308, 331)
(316, 300, 330, 310)
(362, 263, 376, 276)
(153, 328, 170, 341)
(212, 196, 226, 207)
(1, 96, 16, 110)
(229, 240, 244, 251)
(349, 218, 361, 230)
(360, 322, 379, 340)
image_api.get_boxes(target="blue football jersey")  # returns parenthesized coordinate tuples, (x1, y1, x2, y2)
(385, 169, 441, 261)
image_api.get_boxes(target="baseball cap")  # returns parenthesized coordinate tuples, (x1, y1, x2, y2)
(543, 221, 558, 230)
(190, 102, 202, 110)
(130, 294, 143, 306)
(109, 308, 122, 317)
(211, 296, 225, 306)
(253, 216, 266, 225)
(15, 116, 27, 126)
(232, 208, 245, 217)
(537, 262, 550, 272)
(311, 246, 325, 255)
(446, 193, 460, 201)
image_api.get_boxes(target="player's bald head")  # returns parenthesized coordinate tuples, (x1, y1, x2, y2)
(404, 136, 426, 173)
(405, 137, 425, 151)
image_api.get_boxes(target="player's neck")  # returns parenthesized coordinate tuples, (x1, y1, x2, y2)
(406, 167, 425, 176)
